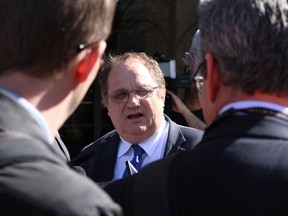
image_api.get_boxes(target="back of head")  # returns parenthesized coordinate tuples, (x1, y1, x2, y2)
(182, 30, 202, 101)
(0, 0, 116, 77)
(199, 0, 288, 96)
(183, 30, 202, 74)
(98, 52, 166, 104)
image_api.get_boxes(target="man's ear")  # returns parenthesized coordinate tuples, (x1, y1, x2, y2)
(205, 52, 221, 103)
(158, 86, 166, 105)
(75, 40, 106, 83)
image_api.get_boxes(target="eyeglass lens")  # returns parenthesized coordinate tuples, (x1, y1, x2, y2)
(194, 76, 204, 93)
(110, 86, 159, 103)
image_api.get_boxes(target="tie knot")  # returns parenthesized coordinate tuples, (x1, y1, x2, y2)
(132, 144, 144, 156)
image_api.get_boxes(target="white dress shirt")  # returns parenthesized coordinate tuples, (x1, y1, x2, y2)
(113, 119, 169, 180)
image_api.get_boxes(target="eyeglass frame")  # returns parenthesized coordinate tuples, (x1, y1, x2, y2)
(191, 61, 205, 93)
(108, 85, 161, 103)
(76, 41, 108, 69)
(76, 41, 98, 53)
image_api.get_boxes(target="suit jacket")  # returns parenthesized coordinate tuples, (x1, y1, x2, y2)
(0, 92, 122, 216)
(105, 110, 288, 216)
(71, 115, 203, 183)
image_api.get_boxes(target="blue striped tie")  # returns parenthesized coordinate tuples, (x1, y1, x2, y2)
(122, 144, 144, 178)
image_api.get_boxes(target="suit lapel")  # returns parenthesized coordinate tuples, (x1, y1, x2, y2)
(163, 115, 187, 156)
(97, 131, 121, 181)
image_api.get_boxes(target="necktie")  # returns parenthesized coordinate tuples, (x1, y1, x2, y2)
(122, 144, 144, 178)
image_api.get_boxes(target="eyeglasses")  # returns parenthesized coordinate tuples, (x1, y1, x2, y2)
(109, 86, 161, 103)
(192, 61, 205, 93)
(193, 76, 204, 93)
(76, 41, 98, 53)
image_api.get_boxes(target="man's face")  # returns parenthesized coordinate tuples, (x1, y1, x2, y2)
(104, 61, 166, 143)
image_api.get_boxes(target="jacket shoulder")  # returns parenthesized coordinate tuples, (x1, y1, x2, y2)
(0, 155, 122, 215)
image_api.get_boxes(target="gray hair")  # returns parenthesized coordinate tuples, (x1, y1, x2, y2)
(199, 0, 288, 95)
(98, 52, 166, 103)
(183, 30, 203, 74)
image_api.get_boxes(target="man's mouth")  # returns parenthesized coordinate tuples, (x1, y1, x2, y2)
(127, 113, 143, 119)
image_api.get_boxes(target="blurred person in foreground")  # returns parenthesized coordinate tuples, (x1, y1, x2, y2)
(0, 0, 122, 215)
(104, 0, 288, 215)
(71, 52, 203, 184)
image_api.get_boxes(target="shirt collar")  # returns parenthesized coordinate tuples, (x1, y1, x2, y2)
(118, 119, 169, 158)
(220, 100, 288, 115)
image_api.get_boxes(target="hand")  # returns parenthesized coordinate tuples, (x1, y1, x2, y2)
(166, 89, 206, 130)
(166, 90, 189, 114)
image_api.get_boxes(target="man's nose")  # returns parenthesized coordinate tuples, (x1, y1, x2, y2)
(127, 91, 140, 106)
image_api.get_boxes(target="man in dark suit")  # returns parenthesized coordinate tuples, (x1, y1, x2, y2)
(71, 52, 203, 184)
(104, 0, 288, 215)
(0, 0, 122, 215)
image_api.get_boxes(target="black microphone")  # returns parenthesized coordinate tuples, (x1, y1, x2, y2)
(98, 180, 115, 188)
(68, 149, 96, 166)
(72, 166, 87, 176)
(125, 161, 138, 176)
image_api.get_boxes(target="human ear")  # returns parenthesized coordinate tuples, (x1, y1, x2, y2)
(205, 52, 221, 103)
(75, 40, 106, 82)
(158, 86, 166, 108)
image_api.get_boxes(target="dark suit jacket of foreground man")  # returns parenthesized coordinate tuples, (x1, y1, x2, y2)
(105, 111, 288, 216)
(71, 115, 203, 184)
(0, 93, 121, 215)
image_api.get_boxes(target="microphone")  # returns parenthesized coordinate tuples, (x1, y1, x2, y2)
(72, 166, 87, 176)
(98, 180, 115, 188)
(125, 160, 138, 176)
(68, 149, 95, 166)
